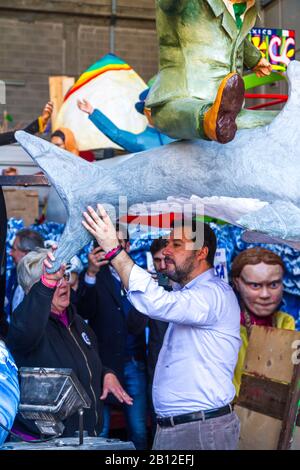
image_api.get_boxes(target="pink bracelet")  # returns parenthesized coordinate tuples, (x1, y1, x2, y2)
(41, 274, 58, 289)
(104, 245, 123, 261)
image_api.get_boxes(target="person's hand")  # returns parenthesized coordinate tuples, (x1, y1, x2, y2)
(42, 243, 66, 283)
(2, 167, 18, 176)
(252, 57, 273, 77)
(82, 205, 119, 253)
(87, 246, 109, 277)
(40, 101, 53, 126)
(77, 98, 94, 115)
(69, 272, 79, 291)
(101, 373, 133, 405)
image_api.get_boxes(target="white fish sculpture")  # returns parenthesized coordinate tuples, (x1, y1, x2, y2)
(15, 61, 300, 271)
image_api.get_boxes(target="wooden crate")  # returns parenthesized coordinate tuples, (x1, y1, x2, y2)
(3, 188, 39, 226)
(236, 326, 300, 450)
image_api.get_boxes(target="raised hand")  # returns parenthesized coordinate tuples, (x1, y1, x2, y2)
(87, 246, 109, 277)
(77, 98, 94, 115)
(42, 244, 66, 285)
(41, 101, 53, 126)
(253, 57, 273, 78)
(82, 205, 119, 253)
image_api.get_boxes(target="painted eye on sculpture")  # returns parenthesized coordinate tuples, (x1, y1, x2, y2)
(250, 283, 260, 289)
(270, 281, 281, 289)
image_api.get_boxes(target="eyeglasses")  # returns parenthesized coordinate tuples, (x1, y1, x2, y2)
(64, 272, 71, 282)
(11, 245, 23, 252)
(57, 272, 71, 286)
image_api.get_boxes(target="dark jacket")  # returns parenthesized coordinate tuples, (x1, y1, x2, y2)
(147, 318, 168, 385)
(7, 281, 110, 438)
(77, 266, 146, 385)
(0, 119, 40, 146)
(127, 311, 168, 386)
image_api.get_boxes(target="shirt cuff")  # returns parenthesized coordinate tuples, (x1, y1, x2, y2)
(38, 116, 46, 133)
(84, 273, 97, 285)
(128, 265, 152, 293)
(89, 110, 98, 122)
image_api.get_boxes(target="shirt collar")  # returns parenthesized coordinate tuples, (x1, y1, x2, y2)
(223, 0, 255, 20)
(182, 268, 216, 290)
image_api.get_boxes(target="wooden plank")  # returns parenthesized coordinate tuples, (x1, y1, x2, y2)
(244, 326, 300, 383)
(277, 363, 300, 449)
(49, 76, 75, 129)
(236, 327, 300, 449)
(236, 406, 283, 450)
(3, 189, 39, 226)
(237, 374, 289, 422)
(0, 175, 50, 186)
(236, 406, 300, 450)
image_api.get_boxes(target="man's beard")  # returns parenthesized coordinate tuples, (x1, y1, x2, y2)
(166, 253, 196, 285)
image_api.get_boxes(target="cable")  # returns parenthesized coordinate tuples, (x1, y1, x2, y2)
(0, 420, 59, 444)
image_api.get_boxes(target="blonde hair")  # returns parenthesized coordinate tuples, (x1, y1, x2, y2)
(17, 248, 49, 294)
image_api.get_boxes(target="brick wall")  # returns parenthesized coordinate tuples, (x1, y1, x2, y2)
(115, 28, 158, 80)
(0, 17, 64, 125)
(78, 25, 110, 73)
(0, 0, 157, 127)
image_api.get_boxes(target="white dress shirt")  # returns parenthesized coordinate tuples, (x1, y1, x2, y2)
(127, 265, 241, 417)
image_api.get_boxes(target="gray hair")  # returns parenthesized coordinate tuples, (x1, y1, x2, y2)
(15, 229, 44, 253)
(17, 248, 49, 294)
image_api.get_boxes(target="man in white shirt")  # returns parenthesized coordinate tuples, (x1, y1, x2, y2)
(81, 205, 241, 450)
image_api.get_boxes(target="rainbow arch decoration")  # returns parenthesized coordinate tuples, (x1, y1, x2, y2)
(55, 53, 148, 151)
(64, 54, 132, 102)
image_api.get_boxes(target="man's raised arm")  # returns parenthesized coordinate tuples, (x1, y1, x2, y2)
(82, 205, 134, 289)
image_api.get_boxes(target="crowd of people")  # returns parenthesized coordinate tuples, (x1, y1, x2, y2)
(0, 208, 295, 449)
(0, 0, 296, 448)
(0, 69, 297, 448)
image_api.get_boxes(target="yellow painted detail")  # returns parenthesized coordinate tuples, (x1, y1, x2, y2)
(203, 72, 237, 141)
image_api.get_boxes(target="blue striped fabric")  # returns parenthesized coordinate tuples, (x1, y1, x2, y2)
(0, 341, 20, 446)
